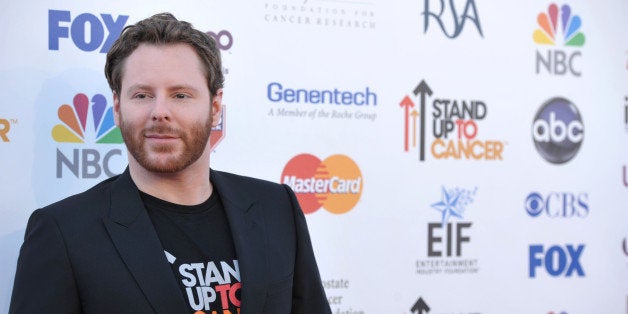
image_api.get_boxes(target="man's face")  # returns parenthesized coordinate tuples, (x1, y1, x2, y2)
(113, 43, 222, 173)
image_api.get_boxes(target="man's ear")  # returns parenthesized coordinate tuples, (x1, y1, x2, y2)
(211, 89, 223, 128)
(113, 91, 121, 126)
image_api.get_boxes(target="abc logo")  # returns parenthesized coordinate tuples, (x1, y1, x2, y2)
(532, 97, 584, 164)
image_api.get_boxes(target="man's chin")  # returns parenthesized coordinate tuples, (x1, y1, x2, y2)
(140, 162, 189, 174)
(132, 153, 191, 174)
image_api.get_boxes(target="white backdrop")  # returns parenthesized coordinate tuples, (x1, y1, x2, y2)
(1, 1, 627, 313)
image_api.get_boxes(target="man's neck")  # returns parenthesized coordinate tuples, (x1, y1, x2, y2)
(128, 160, 212, 206)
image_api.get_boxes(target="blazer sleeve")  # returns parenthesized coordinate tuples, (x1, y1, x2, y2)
(283, 185, 332, 314)
(9, 209, 82, 314)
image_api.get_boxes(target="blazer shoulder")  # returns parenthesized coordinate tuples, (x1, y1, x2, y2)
(36, 174, 121, 218)
(211, 169, 287, 193)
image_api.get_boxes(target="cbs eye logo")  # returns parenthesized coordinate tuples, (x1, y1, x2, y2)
(281, 154, 363, 214)
(532, 97, 584, 164)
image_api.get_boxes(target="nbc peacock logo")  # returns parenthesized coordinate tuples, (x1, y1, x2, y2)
(52, 93, 122, 144)
(533, 3, 585, 76)
(53, 93, 124, 179)
(533, 3, 585, 47)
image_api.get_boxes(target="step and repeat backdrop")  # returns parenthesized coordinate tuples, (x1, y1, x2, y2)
(1, 0, 627, 313)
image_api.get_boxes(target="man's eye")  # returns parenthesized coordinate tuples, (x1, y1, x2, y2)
(134, 93, 148, 99)
(175, 94, 188, 99)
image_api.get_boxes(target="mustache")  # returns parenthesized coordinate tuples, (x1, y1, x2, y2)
(142, 126, 184, 137)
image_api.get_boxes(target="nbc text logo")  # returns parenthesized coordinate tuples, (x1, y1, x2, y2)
(533, 4, 585, 76)
(48, 10, 129, 53)
(53, 93, 123, 178)
(281, 154, 363, 215)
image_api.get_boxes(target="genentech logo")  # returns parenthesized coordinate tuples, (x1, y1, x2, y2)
(532, 97, 584, 164)
(400, 80, 505, 162)
(533, 4, 585, 76)
(53, 93, 123, 179)
(281, 154, 363, 215)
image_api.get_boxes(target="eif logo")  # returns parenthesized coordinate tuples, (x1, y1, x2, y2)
(416, 186, 480, 276)
(421, 0, 483, 38)
(529, 244, 585, 278)
(532, 97, 584, 164)
(281, 154, 363, 215)
(533, 4, 585, 76)
(53, 93, 123, 178)
(0, 118, 17, 142)
(427, 186, 475, 257)
(400, 80, 505, 162)
(48, 10, 129, 53)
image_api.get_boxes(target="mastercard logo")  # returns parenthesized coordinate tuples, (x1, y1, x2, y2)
(281, 154, 363, 214)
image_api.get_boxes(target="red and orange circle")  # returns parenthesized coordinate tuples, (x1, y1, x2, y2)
(281, 154, 363, 214)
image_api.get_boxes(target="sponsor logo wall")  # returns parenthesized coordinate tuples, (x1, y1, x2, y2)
(1, 1, 627, 313)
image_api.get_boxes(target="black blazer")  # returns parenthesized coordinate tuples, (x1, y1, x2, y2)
(10, 168, 331, 314)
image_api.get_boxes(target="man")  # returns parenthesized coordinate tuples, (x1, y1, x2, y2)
(10, 13, 331, 314)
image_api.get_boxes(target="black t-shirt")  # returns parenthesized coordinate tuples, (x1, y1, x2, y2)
(141, 190, 241, 314)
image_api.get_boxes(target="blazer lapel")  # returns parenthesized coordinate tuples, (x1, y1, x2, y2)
(103, 169, 188, 314)
(211, 170, 268, 314)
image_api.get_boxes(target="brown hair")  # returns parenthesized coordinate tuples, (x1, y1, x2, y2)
(104, 13, 224, 96)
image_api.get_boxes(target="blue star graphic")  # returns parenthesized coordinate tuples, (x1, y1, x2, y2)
(431, 186, 465, 226)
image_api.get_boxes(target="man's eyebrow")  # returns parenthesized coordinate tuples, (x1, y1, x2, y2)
(125, 84, 152, 92)
(124, 84, 201, 93)
(168, 85, 201, 93)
